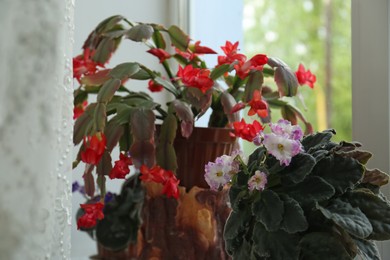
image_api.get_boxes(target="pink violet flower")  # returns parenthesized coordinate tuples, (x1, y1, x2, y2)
(248, 170, 268, 191)
(204, 154, 239, 190)
(270, 119, 303, 141)
(262, 133, 303, 166)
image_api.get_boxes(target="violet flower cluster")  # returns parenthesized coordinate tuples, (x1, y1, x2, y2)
(204, 119, 304, 192)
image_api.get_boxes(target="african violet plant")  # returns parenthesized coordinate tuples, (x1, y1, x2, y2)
(207, 120, 390, 259)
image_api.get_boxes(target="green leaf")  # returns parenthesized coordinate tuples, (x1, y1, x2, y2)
(224, 208, 252, 255)
(97, 151, 112, 177)
(317, 198, 372, 239)
(126, 24, 154, 42)
(299, 232, 352, 260)
(279, 194, 308, 233)
(81, 69, 111, 86)
(93, 37, 116, 65)
(252, 222, 299, 259)
(210, 64, 232, 80)
(129, 109, 156, 168)
(74, 90, 88, 106)
(280, 105, 298, 125)
(312, 155, 364, 195)
(280, 153, 316, 185)
(96, 174, 106, 199)
(247, 147, 267, 172)
(301, 129, 335, 153)
(111, 104, 133, 125)
(97, 78, 121, 103)
(73, 103, 96, 145)
(83, 165, 95, 197)
(152, 30, 166, 49)
(232, 239, 252, 260)
(94, 103, 106, 132)
(154, 76, 178, 95)
(353, 237, 381, 260)
(251, 190, 284, 231)
(171, 100, 193, 138)
(168, 25, 190, 51)
(156, 114, 178, 172)
(95, 15, 124, 34)
(109, 62, 140, 80)
(345, 190, 390, 240)
(274, 68, 298, 97)
(244, 70, 263, 102)
(129, 68, 152, 80)
(220, 91, 240, 124)
(104, 120, 124, 152)
(285, 176, 335, 206)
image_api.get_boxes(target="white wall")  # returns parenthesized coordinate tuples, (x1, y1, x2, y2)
(71, 1, 171, 258)
(352, 0, 390, 258)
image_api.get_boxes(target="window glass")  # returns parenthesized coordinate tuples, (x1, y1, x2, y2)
(243, 0, 352, 141)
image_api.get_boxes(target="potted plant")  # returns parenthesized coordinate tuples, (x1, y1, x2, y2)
(205, 119, 390, 259)
(72, 15, 315, 259)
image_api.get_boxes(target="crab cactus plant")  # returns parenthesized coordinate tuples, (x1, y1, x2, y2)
(224, 129, 390, 260)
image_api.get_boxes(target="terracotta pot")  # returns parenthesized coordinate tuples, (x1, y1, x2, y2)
(95, 126, 236, 260)
(174, 126, 236, 189)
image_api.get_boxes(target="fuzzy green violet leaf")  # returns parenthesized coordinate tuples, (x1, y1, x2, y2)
(224, 207, 253, 255)
(312, 155, 364, 195)
(352, 237, 381, 260)
(109, 62, 140, 80)
(279, 194, 308, 234)
(251, 189, 284, 232)
(125, 24, 154, 42)
(252, 222, 300, 260)
(284, 176, 335, 206)
(280, 153, 316, 185)
(299, 232, 352, 260)
(301, 129, 335, 153)
(317, 198, 373, 239)
(344, 189, 390, 240)
(167, 25, 190, 51)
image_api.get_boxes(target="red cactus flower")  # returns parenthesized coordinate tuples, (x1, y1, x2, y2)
(248, 90, 268, 118)
(295, 63, 316, 88)
(231, 119, 264, 142)
(177, 65, 214, 93)
(81, 133, 106, 165)
(73, 101, 88, 120)
(148, 80, 164, 92)
(109, 153, 133, 179)
(147, 48, 171, 63)
(77, 202, 104, 229)
(193, 41, 217, 54)
(139, 165, 180, 199)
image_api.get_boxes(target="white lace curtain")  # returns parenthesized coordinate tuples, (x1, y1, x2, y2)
(0, 0, 73, 259)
